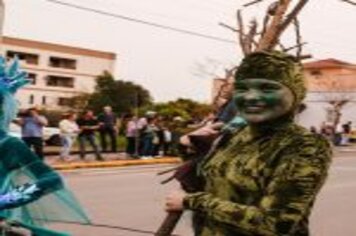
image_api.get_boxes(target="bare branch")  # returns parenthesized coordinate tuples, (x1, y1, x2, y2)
(340, 0, 356, 6)
(257, 0, 310, 51)
(298, 54, 312, 60)
(277, 41, 287, 51)
(243, 0, 265, 7)
(257, 0, 293, 51)
(284, 42, 307, 52)
(277, 0, 309, 40)
(191, 59, 222, 78)
(244, 19, 258, 54)
(293, 17, 303, 57)
(224, 67, 238, 79)
(212, 67, 237, 110)
(237, 10, 249, 55)
(219, 22, 239, 33)
(267, 1, 280, 15)
(261, 11, 271, 37)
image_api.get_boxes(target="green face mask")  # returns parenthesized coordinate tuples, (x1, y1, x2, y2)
(234, 78, 294, 124)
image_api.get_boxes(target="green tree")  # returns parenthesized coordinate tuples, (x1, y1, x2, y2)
(72, 71, 152, 114)
(150, 98, 212, 121)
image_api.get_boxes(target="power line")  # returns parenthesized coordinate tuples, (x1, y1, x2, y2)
(187, 0, 239, 9)
(45, 0, 236, 44)
(103, 0, 224, 28)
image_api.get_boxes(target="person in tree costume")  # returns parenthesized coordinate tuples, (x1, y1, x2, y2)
(165, 51, 332, 236)
(0, 57, 90, 236)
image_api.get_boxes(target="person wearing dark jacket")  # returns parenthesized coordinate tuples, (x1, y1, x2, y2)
(98, 106, 118, 153)
(77, 110, 103, 161)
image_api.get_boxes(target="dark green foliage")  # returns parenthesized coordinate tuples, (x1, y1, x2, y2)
(71, 71, 152, 115)
(152, 98, 212, 121)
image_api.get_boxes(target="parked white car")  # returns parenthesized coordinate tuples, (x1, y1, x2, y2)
(9, 123, 21, 138)
(9, 123, 61, 146)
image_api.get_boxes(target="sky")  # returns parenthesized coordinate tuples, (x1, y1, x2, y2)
(4, 0, 356, 102)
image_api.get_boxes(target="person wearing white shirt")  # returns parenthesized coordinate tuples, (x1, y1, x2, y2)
(59, 112, 79, 161)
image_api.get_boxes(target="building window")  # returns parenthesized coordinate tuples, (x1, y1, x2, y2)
(6, 51, 39, 65)
(27, 73, 37, 85)
(58, 97, 72, 106)
(29, 95, 34, 104)
(46, 75, 74, 88)
(42, 96, 47, 105)
(49, 57, 77, 70)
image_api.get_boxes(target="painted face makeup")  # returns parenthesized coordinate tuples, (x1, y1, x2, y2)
(234, 78, 295, 124)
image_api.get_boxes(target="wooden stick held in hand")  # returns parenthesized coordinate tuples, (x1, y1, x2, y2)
(155, 211, 183, 236)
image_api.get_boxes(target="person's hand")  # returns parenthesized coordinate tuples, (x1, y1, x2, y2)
(0, 184, 41, 210)
(190, 122, 223, 136)
(180, 122, 224, 146)
(165, 189, 187, 212)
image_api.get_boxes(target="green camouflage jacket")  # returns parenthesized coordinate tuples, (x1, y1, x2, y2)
(183, 122, 332, 236)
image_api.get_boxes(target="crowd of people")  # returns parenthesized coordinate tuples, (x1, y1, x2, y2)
(14, 105, 356, 163)
(310, 121, 354, 146)
(14, 105, 185, 162)
(124, 113, 174, 159)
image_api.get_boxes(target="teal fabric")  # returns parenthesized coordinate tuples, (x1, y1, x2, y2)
(223, 116, 247, 130)
(0, 135, 90, 235)
(14, 221, 70, 236)
(0, 56, 90, 235)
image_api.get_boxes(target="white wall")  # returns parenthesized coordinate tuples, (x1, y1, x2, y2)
(4, 43, 115, 110)
(297, 92, 356, 129)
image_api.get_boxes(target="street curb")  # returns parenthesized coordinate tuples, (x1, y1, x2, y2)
(51, 157, 182, 170)
(335, 149, 356, 153)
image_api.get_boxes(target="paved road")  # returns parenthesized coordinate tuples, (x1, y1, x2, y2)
(48, 151, 356, 236)
(311, 151, 356, 236)
(49, 164, 193, 236)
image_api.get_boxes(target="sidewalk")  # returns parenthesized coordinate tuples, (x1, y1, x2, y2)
(45, 152, 182, 170)
(46, 144, 356, 171)
(334, 145, 356, 153)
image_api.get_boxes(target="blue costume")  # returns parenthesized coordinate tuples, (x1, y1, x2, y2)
(0, 57, 90, 235)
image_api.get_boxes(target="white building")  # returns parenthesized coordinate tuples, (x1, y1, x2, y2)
(298, 59, 356, 130)
(2, 36, 116, 110)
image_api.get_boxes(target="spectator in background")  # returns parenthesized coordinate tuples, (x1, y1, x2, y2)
(334, 122, 343, 146)
(77, 110, 103, 161)
(125, 114, 139, 157)
(320, 122, 327, 136)
(98, 106, 118, 153)
(137, 115, 148, 156)
(341, 121, 352, 145)
(320, 122, 333, 142)
(59, 112, 79, 161)
(137, 111, 157, 156)
(153, 120, 164, 157)
(16, 107, 48, 160)
(141, 117, 158, 158)
(162, 126, 172, 156)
